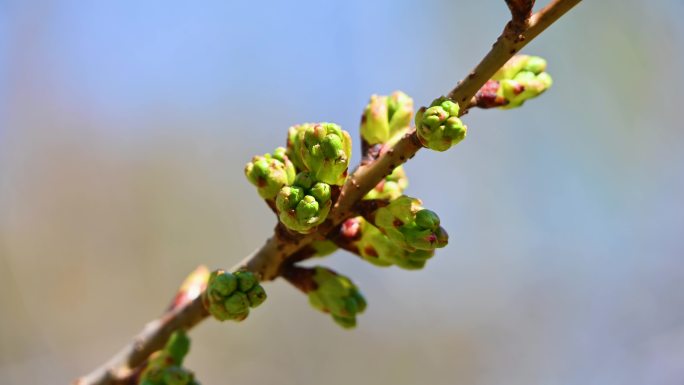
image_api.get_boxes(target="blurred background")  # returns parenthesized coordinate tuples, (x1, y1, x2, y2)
(2, 1, 684, 384)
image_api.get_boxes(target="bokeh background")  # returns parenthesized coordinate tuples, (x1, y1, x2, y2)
(2, 1, 684, 384)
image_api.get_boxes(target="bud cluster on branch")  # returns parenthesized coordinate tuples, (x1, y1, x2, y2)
(138, 331, 199, 385)
(75, 2, 583, 383)
(238, 54, 553, 329)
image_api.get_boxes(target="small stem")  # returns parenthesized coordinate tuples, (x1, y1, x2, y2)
(281, 264, 317, 293)
(354, 199, 389, 225)
(505, 0, 535, 36)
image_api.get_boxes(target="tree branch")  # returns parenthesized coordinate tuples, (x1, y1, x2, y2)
(73, 1, 581, 384)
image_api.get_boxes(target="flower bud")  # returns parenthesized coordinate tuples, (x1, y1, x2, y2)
(308, 266, 366, 329)
(276, 172, 333, 234)
(492, 55, 530, 81)
(361, 95, 390, 144)
(311, 240, 338, 257)
(296, 196, 320, 222)
(354, 217, 436, 270)
(387, 91, 414, 136)
(163, 366, 192, 385)
(244, 147, 296, 199)
(486, 55, 553, 109)
(202, 270, 267, 322)
(234, 270, 257, 292)
(288, 123, 352, 185)
(360, 91, 414, 145)
(223, 292, 250, 320)
(165, 330, 190, 366)
(415, 97, 467, 152)
(415, 209, 440, 230)
(139, 331, 197, 385)
(364, 166, 408, 201)
(246, 285, 267, 308)
(286, 125, 307, 171)
(374, 196, 449, 251)
(524, 56, 547, 74)
(394, 249, 434, 270)
(310, 182, 331, 203)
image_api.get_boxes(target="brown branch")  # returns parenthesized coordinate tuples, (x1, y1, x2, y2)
(281, 264, 318, 293)
(446, 0, 582, 110)
(74, 1, 581, 384)
(505, 0, 535, 36)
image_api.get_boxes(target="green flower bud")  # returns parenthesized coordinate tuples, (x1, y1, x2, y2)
(401, 226, 440, 250)
(234, 270, 257, 292)
(293, 169, 315, 189)
(352, 217, 435, 269)
(288, 123, 352, 185)
(415, 97, 467, 152)
(276, 172, 332, 234)
(310, 182, 331, 203)
(374, 196, 449, 251)
(271, 147, 289, 163)
(140, 366, 165, 384)
(492, 55, 530, 81)
(276, 186, 305, 211)
(311, 240, 339, 257)
(140, 332, 196, 385)
(286, 125, 307, 171)
(244, 147, 296, 199)
(524, 56, 547, 74)
(224, 292, 250, 320)
(202, 270, 267, 322)
(163, 366, 192, 385)
(308, 266, 366, 329)
(209, 273, 237, 297)
(387, 91, 414, 136)
(537, 72, 553, 89)
(394, 252, 431, 270)
(488, 55, 553, 109)
(246, 285, 267, 308)
(415, 209, 440, 230)
(332, 315, 356, 329)
(165, 331, 190, 366)
(361, 94, 390, 144)
(296, 195, 320, 222)
(375, 195, 421, 228)
(364, 166, 409, 201)
(355, 218, 400, 267)
(360, 91, 414, 145)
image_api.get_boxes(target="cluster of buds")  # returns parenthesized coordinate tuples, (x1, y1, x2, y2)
(275, 172, 332, 234)
(138, 331, 200, 385)
(360, 91, 414, 145)
(242, 66, 550, 326)
(364, 166, 408, 201)
(415, 97, 468, 152)
(476, 54, 552, 109)
(202, 270, 266, 322)
(350, 217, 435, 270)
(374, 196, 449, 251)
(244, 147, 296, 199)
(307, 266, 367, 329)
(287, 123, 352, 186)
(245, 122, 352, 234)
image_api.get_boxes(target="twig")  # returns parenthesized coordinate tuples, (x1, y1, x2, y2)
(505, 0, 535, 37)
(73, 1, 581, 384)
(446, 0, 582, 110)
